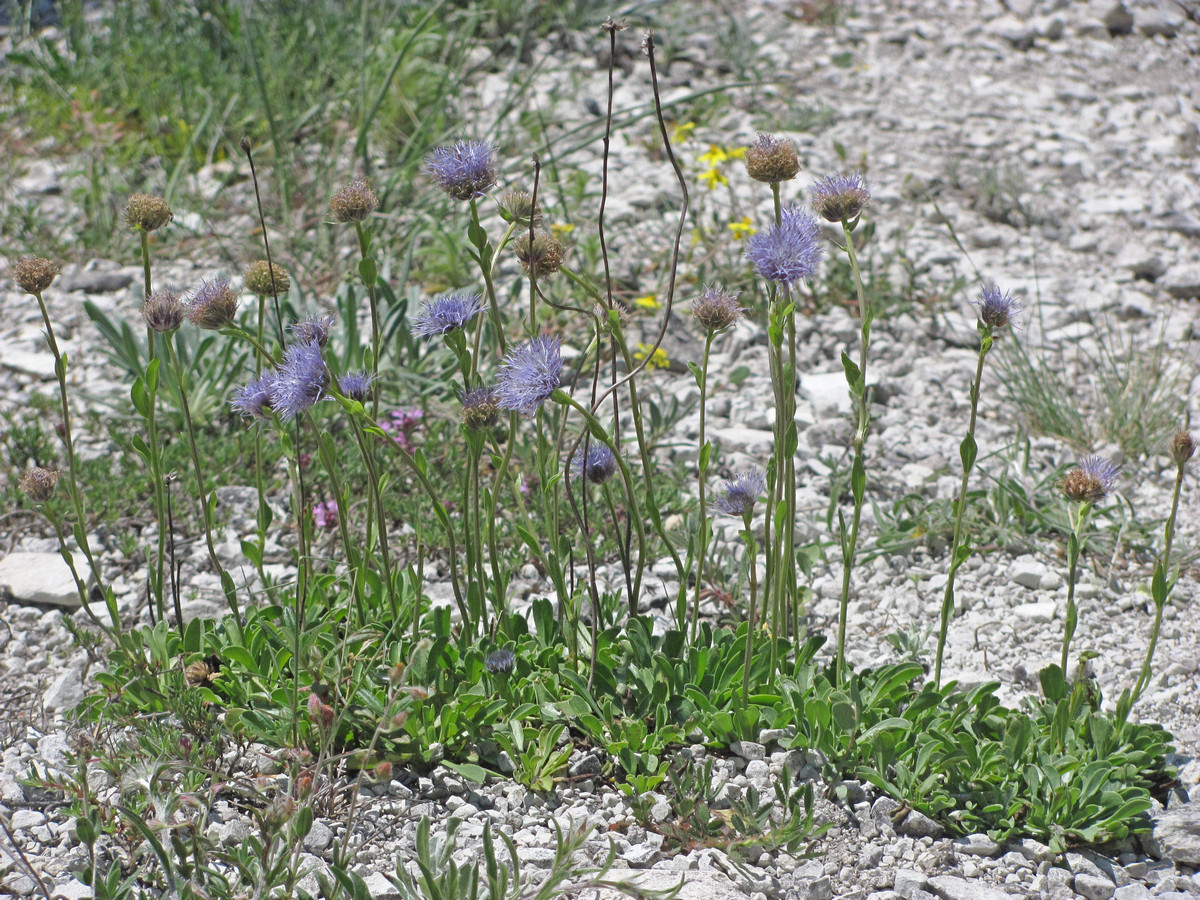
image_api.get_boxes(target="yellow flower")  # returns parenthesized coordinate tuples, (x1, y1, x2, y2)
(727, 146, 747, 159)
(699, 168, 728, 190)
(671, 121, 696, 144)
(633, 294, 661, 310)
(550, 221, 574, 237)
(634, 342, 670, 370)
(727, 217, 757, 240)
(697, 144, 728, 168)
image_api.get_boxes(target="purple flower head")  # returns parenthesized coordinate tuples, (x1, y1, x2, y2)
(971, 283, 1022, 331)
(712, 469, 767, 517)
(338, 370, 377, 403)
(570, 443, 618, 486)
(269, 340, 330, 420)
(497, 336, 563, 416)
(412, 292, 486, 338)
(1059, 456, 1120, 504)
(231, 373, 277, 422)
(425, 140, 497, 201)
(291, 313, 335, 348)
(810, 172, 870, 223)
(186, 278, 239, 330)
(485, 648, 516, 675)
(745, 207, 823, 288)
(460, 385, 500, 430)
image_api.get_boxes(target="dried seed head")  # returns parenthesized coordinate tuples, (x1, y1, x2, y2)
(19, 467, 59, 503)
(328, 178, 378, 223)
(514, 231, 565, 278)
(745, 133, 800, 184)
(184, 655, 220, 687)
(460, 385, 501, 430)
(498, 189, 541, 226)
(690, 283, 744, 333)
(1059, 456, 1119, 504)
(1171, 430, 1196, 467)
(243, 260, 290, 297)
(810, 172, 871, 223)
(142, 288, 185, 334)
(12, 256, 59, 295)
(123, 193, 173, 232)
(186, 278, 240, 330)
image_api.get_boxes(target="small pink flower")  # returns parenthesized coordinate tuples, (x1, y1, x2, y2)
(313, 500, 338, 530)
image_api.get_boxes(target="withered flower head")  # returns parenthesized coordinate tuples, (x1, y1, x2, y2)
(243, 260, 290, 297)
(184, 654, 221, 687)
(1171, 430, 1196, 467)
(514, 231, 565, 278)
(142, 288, 185, 334)
(328, 178, 378, 223)
(12, 257, 59, 295)
(691, 283, 744, 333)
(19, 467, 59, 503)
(124, 193, 173, 232)
(186, 278, 240, 330)
(745, 133, 800, 184)
(460, 385, 500, 430)
(1059, 456, 1119, 504)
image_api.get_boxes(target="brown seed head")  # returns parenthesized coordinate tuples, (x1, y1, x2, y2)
(328, 178, 378, 223)
(124, 193, 173, 232)
(142, 288, 185, 334)
(461, 385, 500, 431)
(19, 467, 59, 503)
(244, 260, 290, 297)
(514, 231, 565, 278)
(1171, 430, 1196, 467)
(691, 283, 744, 333)
(745, 133, 800, 184)
(12, 257, 60, 295)
(1058, 456, 1119, 504)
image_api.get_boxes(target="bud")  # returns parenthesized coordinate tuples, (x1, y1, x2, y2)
(1171, 430, 1196, 467)
(244, 260, 290, 297)
(307, 691, 335, 729)
(514, 231, 565, 278)
(124, 193, 173, 232)
(328, 178, 378, 223)
(12, 257, 59, 295)
(744, 133, 800, 184)
(690, 283, 744, 333)
(186, 278, 239, 330)
(460, 385, 501, 431)
(142, 288, 185, 334)
(498, 189, 541, 226)
(19, 467, 59, 502)
(809, 172, 871, 223)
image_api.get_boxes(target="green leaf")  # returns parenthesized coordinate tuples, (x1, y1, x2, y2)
(699, 441, 712, 474)
(131, 377, 149, 417)
(688, 360, 704, 389)
(959, 432, 977, 472)
(851, 455, 866, 505)
(441, 760, 489, 783)
(841, 351, 862, 392)
(358, 256, 378, 288)
(1151, 562, 1168, 607)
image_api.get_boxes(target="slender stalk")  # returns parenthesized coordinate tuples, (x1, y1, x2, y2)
(691, 332, 716, 642)
(835, 218, 873, 687)
(740, 515, 759, 709)
(935, 337, 991, 685)
(354, 221, 382, 416)
(1060, 502, 1091, 674)
(1133, 460, 1187, 700)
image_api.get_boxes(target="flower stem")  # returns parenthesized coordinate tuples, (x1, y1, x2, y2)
(691, 331, 716, 643)
(1060, 501, 1091, 675)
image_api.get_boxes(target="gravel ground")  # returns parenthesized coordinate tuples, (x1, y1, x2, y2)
(3, 1, 1200, 898)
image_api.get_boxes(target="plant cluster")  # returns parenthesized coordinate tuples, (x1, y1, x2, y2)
(4, 10, 1193, 900)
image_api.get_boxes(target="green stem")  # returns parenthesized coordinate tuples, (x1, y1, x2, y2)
(935, 337, 991, 686)
(348, 414, 397, 619)
(1133, 463, 1185, 701)
(469, 198, 509, 356)
(1060, 502, 1090, 674)
(741, 520, 758, 709)
(691, 332, 715, 643)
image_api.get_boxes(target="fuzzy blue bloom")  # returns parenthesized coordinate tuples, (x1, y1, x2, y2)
(745, 207, 823, 288)
(231, 373, 277, 422)
(712, 469, 767, 517)
(810, 172, 870, 223)
(269, 340, 330, 420)
(570, 443, 618, 486)
(485, 648, 516, 675)
(497, 336, 563, 416)
(971, 283, 1022, 331)
(425, 140, 497, 201)
(186, 278, 239, 330)
(338, 370, 377, 403)
(412, 292, 486, 337)
(291, 313, 335, 347)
